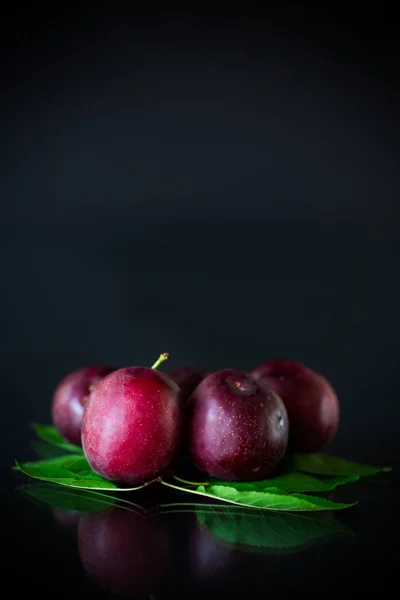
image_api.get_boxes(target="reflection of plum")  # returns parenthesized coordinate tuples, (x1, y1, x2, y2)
(190, 519, 238, 586)
(189, 521, 284, 590)
(189, 507, 349, 590)
(52, 508, 81, 535)
(78, 507, 171, 596)
(189, 516, 277, 589)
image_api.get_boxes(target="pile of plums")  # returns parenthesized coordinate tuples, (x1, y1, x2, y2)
(51, 354, 339, 484)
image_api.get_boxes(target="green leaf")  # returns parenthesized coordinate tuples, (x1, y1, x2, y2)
(21, 454, 95, 475)
(19, 483, 116, 512)
(31, 440, 67, 459)
(15, 454, 150, 492)
(15, 460, 118, 489)
(292, 453, 392, 477)
(209, 471, 360, 493)
(198, 485, 356, 511)
(32, 424, 83, 454)
(160, 480, 356, 511)
(196, 506, 351, 549)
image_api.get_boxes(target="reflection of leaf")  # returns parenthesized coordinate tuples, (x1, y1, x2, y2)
(32, 424, 83, 454)
(209, 471, 359, 493)
(196, 506, 351, 549)
(161, 480, 356, 511)
(292, 453, 392, 477)
(19, 483, 116, 512)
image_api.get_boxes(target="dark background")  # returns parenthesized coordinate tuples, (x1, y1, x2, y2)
(1, 3, 399, 477)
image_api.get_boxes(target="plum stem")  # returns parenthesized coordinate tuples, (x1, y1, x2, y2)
(151, 353, 169, 370)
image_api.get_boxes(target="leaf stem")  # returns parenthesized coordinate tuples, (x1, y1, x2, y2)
(160, 502, 230, 509)
(159, 479, 269, 510)
(158, 502, 256, 515)
(159, 479, 234, 504)
(173, 475, 209, 487)
(83, 490, 144, 511)
(151, 353, 169, 370)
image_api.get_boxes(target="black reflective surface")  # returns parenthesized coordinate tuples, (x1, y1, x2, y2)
(2, 4, 400, 599)
(3, 459, 398, 599)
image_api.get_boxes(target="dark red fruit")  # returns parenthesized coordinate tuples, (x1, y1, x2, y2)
(51, 365, 115, 446)
(78, 507, 171, 596)
(168, 366, 207, 404)
(189, 369, 288, 481)
(81, 366, 183, 484)
(252, 358, 339, 452)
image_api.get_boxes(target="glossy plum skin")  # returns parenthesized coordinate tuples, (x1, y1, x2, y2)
(81, 367, 183, 484)
(79, 508, 171, 596)
(51, 365, 116, 446)
(252, 359, 339, 452)
(189, 369, 289, 481)
(168, 366, 207, 404)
